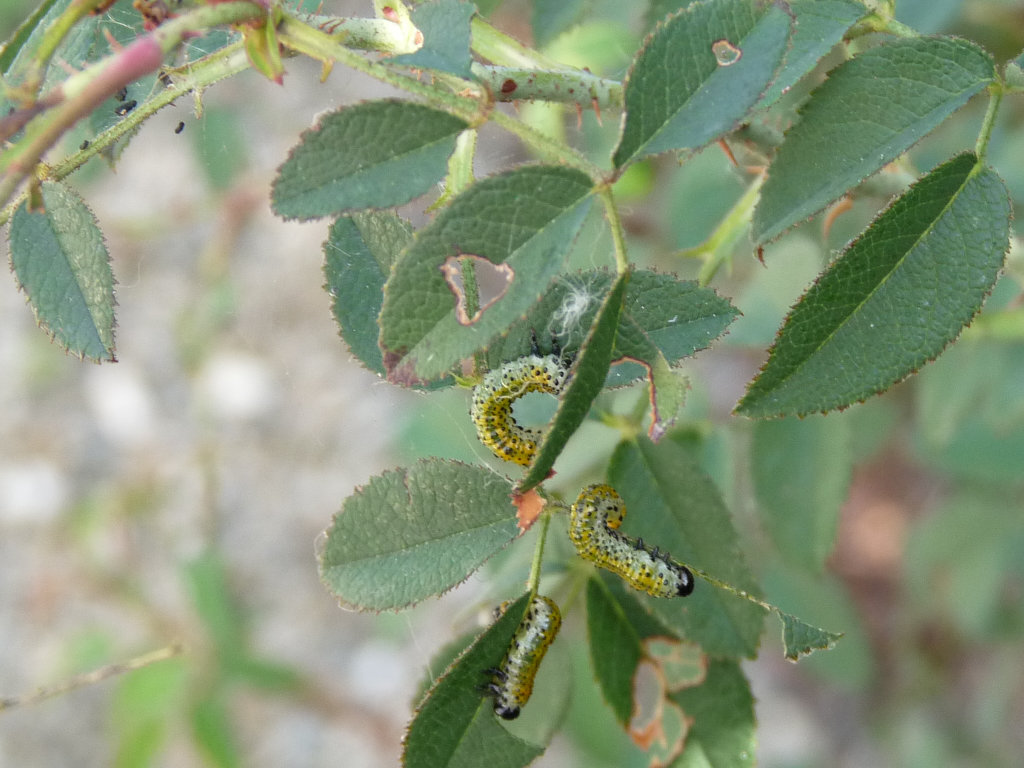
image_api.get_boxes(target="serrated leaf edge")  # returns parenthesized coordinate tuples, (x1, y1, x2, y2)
(7, 181, 118, 363)
(316, 458, 518, 612)
(752, 34, 996, 243)
(613, 0, 796, 168)
(737, 152, 1011, 418)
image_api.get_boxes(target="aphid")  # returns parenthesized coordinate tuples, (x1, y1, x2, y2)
(79, 139, 89, 150)
(115, 86, 128, 102)
(569, 484, 694, 598)
(470, 333, 571, 466)
(114, 100, 137, 116)
(174, 121, 185, 134)
(483, 595, 561, 720)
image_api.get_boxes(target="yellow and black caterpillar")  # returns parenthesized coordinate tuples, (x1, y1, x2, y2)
(569, 484, 694, 598)
(470, 335, 571, 466)
(483, 594, 561, 720)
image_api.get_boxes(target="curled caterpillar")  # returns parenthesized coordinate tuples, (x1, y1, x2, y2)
(483, 595, 561, 720)
(470, 334, 571, 466)
(569, 484, 694, 598)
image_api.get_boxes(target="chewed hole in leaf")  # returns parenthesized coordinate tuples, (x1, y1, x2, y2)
(644, 638, 706, 693)
(712, 39, 742, 66)
(628, 661, 686, 761)
(629, 660, 665, 739)
(440, 254, 514, 325)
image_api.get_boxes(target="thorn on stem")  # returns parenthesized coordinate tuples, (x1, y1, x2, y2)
(717, 138, 738, 167)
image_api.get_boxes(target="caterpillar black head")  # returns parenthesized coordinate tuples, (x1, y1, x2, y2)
(482, 595, 561, 720)
(569, 484, 695, 599)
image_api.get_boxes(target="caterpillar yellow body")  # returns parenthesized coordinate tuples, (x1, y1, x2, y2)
(470, 353, 571, 466)
(569, 484, 694, 598)
(486, 595, 561, 720)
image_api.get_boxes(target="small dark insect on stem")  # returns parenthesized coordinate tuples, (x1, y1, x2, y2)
(116, 86, 128, 101)
(114, 100, 138, 116)
(80, 139, 89, 150)
(174, 121, 185, 134)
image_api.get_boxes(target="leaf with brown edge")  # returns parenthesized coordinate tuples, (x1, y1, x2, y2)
(752, 37, 996, 244)
(380, 165, 594, 385)
(585, 572, 680, 727)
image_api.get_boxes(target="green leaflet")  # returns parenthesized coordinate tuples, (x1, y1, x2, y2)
(753, 36, 995, 243)
(613, 0, 793, 167)
(379, 165, 593, 384)
(0, 0, 70, 79)
(317, 459, 519, 611)
(608, 437, 765, 658)
(779, 612, 844, 661)
(389, 0, 475, 78)
(586, 573, 677, 727)
(271, 100, 468, 219)
(531, 0, 586, 48)
(323, 211, 413, 376)
(754, 0, 867, 109)
(751, 414, 852, 572)
(8, 180, 116, 362)
(738, 153, 1011, 418)
(517, 271, 628, 492)
(670, 659, 756, 767)
(111, 659, 188, 768)
(483, 269, 739, 442)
